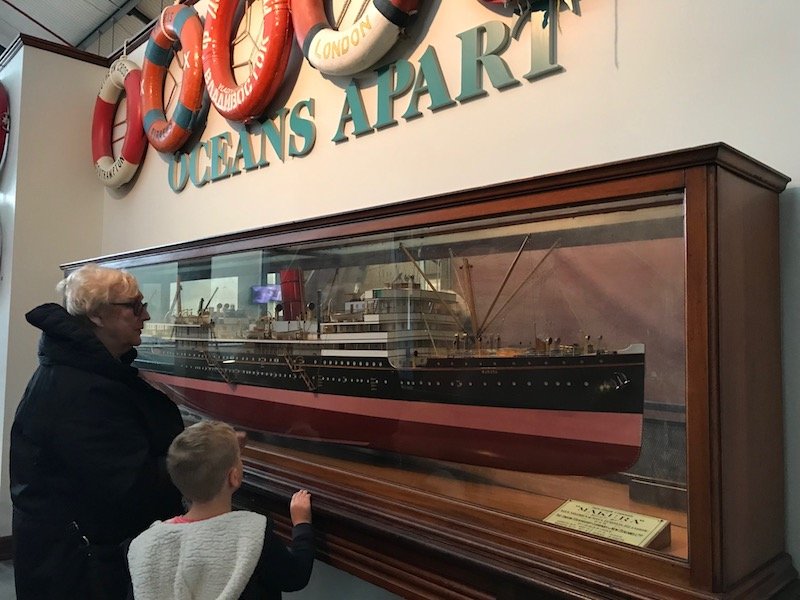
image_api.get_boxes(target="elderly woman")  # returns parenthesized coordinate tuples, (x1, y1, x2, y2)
(10, 264, 184, 599)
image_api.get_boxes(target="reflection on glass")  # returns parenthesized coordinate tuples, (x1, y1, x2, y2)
(124, 195, 687, 559)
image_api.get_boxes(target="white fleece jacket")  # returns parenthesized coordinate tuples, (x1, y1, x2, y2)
(127, 510, 267, 600)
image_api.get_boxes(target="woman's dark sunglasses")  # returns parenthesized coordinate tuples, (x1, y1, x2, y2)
(110, 300, 148, 316)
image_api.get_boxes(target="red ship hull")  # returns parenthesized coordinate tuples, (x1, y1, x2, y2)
(144, 371, 643, 475)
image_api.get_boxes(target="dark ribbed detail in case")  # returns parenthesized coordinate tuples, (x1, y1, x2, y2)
(374, 0, 415, 28)
(302, 22, 327, 60)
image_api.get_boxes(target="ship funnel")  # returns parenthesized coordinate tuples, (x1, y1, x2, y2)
(279, 269, 306, 321)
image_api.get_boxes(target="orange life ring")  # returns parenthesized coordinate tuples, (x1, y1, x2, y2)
(291, 0, 421, 76)
(91, 58, 147, 188)
(141, 4, 205, 153)
(0, 81, 9, 167)
(202, 0, 293, 123)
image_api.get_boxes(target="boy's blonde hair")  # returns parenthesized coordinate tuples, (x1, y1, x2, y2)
(57, 264, 140, 317)
(167, 421, 240, 503)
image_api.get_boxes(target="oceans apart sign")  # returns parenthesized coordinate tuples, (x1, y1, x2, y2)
(167, 7, 571, 193)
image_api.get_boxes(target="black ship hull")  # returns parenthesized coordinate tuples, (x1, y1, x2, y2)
(137, 339, 645, 475)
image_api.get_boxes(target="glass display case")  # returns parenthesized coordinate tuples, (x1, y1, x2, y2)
(66, 144, 796, 598)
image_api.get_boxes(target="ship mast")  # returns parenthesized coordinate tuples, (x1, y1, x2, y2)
(451, 249, 479, 337)
(325, 268, 340, 321)
(166, 275, 182, 322)
(200, 286, 219, 314)
(476, 235, 530, 337)
(480, 239, 560, 335)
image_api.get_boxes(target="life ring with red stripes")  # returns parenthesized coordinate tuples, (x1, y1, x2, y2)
(291, 0, 421, 77)
(0, 81, 9, 167)
(141, 4, 205, 153)
(203, 0, 293, 123)
(91, 59, 147, 188)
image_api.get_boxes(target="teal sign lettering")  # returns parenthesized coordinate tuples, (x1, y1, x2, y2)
(169, 3, 572, 191)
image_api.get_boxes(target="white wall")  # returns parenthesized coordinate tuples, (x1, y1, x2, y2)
(0, 45, 107, 534)
(0, 46, 23, 542)
(100, 0, 800, 252)
(0, 0, 797, 591)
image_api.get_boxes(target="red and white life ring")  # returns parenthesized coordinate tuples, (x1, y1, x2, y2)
(141, 4, 205, 153)
(291, 0, 421, 76)
(0, 81, 9, 167)
(91, 59, 147, 188)
(203, 0, 293, 123)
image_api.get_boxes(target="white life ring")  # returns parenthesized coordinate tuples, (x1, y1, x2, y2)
(291, 0, 421, 77)
(91, 58, 147, 188)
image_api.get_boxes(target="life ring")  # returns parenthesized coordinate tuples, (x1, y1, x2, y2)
(0, 81, 9, 167)
(141, 4, 205, 153)
(291, 0, 421, 77)
(203, 0, 293, 123)
(90, 59, 147, 188)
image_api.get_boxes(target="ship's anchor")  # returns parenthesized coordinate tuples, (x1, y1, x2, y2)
(284, 354, 317, 391)
(201, 351, 234, 386)
(611, 372, 630, 390)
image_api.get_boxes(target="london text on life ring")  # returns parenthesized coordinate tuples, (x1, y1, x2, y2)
(141, 4, 205, 153)
(203, 0, 293, 123)
(0, 81, 9, 167)
(291, 0, 421, 77)
(91, 59, 147, 188)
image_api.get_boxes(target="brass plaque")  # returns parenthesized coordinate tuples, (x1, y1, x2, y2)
(544, 500, 671, 549)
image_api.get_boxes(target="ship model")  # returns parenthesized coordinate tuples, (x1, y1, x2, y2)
(136, 245, 646, 476)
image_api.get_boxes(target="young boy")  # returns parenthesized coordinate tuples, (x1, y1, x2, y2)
(127, 421, 314, 600)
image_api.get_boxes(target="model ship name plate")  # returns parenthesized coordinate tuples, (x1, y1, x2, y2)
(544, 500, 671, 549)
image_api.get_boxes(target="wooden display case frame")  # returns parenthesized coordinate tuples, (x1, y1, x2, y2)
(68, 143, 797, 599)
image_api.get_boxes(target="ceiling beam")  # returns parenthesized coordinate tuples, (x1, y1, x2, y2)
(76, 0, 147, 49)
(128, 7, 152, 26)
(0, 0, 72, 46)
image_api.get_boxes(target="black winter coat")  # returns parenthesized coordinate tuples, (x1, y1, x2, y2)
(10, 303, 184, 599)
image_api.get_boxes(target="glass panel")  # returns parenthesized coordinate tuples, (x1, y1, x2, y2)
(124, 193, 687, 559)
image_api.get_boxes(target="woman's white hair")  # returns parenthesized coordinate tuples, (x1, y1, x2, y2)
(57, 264, 139, 317)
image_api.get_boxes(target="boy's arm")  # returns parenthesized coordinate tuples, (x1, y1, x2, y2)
(261, 517, 315, 592)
